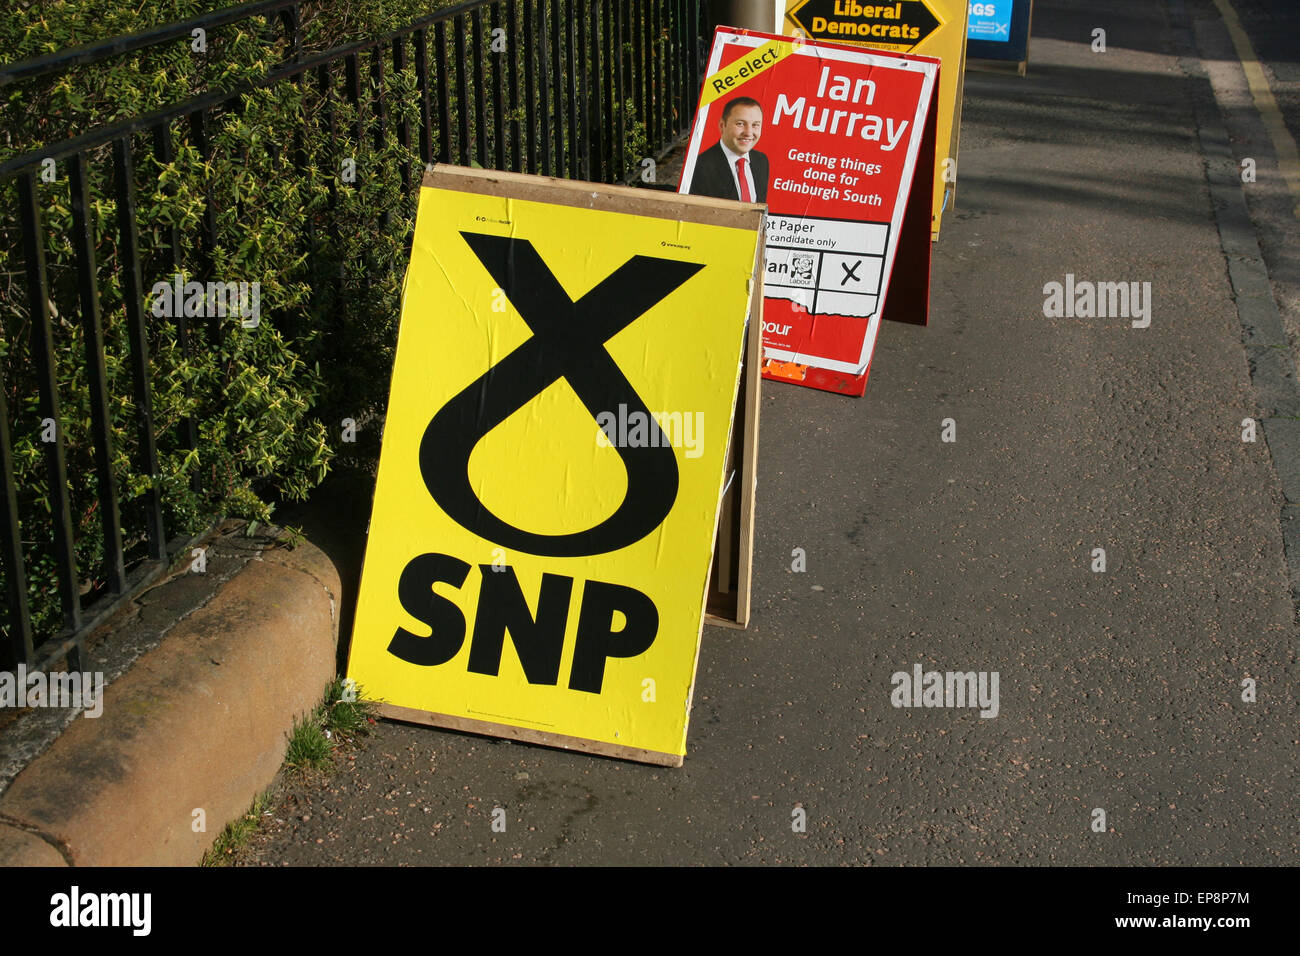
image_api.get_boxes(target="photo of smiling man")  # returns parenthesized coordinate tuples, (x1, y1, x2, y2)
(685, 95, 770, 204)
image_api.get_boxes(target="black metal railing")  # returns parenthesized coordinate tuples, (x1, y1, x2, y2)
(1, 0, 707, 675)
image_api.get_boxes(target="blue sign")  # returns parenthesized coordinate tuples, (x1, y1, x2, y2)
(967, 0, 1031, 65)
(967, 1, 1012, 43)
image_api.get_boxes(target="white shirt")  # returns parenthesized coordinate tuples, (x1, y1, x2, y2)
(718, 141, 757, 202)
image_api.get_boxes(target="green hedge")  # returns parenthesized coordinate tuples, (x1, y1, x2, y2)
(1, 1, 454, 637)
(1, 0, 669, 641)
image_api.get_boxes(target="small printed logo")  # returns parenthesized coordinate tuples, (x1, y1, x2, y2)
(890, 662, 999, 718)
(790, 253, 816, 282)
(0, 664, 103, 718)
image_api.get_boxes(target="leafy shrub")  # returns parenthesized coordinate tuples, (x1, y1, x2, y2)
(0, 2, 440, 640)
(0, 0, 688, 646)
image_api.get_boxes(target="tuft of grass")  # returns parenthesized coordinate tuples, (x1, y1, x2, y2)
(201, 790, 270, 866)
(323, 676, 379, 741)
(284, 712, 334, 772)
(285, 678, 377, 772)
(200, 677, 379, 864)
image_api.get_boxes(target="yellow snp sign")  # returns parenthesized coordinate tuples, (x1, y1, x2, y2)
(347, 167, 764, 766)
(785, 0, 968, 238)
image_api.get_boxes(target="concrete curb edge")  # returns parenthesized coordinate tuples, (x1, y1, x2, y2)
(0, 539, 341, 866)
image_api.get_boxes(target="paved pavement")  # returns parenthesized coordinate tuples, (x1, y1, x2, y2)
(238, 0, 1300, 865)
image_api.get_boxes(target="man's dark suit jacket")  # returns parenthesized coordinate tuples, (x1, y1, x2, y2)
(686, 142, 769, 203)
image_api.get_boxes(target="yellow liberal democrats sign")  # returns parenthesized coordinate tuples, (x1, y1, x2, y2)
(347, 167, 763, 766)
(785, 0, 967, 238)
(787, 0, 941, 51)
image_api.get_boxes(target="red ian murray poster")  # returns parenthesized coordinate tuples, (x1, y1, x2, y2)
(678, 29, 939, 396)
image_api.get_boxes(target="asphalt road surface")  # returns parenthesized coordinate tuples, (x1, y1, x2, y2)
(244, 0, 1300, 866)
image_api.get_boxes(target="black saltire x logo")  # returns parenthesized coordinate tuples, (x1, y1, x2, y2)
(420, 232, 704, 557)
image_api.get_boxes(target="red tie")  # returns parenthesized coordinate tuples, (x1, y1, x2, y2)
(735, 157, 752, 202)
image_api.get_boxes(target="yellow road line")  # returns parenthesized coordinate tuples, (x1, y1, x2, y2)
(1213, 0, 1300, 217)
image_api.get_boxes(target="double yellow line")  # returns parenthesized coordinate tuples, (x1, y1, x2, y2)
(1214, 0, 1300, 218)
